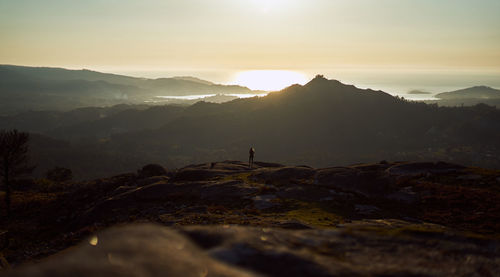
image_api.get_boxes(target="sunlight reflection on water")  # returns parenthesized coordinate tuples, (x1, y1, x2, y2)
(155, 93, 268, 100)
(156, 94, 217, 100)
(227, 93, 268, 98)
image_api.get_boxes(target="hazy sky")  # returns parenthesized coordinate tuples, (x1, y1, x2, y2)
(1, 0, 500, 90)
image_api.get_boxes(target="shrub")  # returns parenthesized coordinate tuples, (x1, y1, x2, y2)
(46, 167, 73, 182)
(137, 164, 167, 178)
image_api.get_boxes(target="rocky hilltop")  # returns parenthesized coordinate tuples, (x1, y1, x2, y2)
(1, 161, 500, 276)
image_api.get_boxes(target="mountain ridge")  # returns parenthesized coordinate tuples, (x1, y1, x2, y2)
(436, 85, 500, 100)
(1, 73, 499, 179)
(0, 64, 249, 90)
(0, 65, 256, 114)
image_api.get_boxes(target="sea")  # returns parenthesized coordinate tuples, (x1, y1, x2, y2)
(114, 68, 500, 101)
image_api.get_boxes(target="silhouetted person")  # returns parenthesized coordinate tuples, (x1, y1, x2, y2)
(249, 147, 255, 168)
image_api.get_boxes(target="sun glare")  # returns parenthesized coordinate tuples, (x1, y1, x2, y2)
(233, 70, 308, 91)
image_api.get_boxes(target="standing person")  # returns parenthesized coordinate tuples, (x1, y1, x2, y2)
(249, 147, 255, 168)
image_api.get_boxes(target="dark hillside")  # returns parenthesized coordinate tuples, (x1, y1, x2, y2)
(106, 76, 500, 170)
(0, 65, 255, 114)
(3, 75, 500, 179)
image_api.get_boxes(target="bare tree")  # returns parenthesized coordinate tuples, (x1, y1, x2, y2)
(0, 130, 34, 218)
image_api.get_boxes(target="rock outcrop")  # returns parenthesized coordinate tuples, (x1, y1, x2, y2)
(2, 160, 500, 276)
(5, 223, 500, 277)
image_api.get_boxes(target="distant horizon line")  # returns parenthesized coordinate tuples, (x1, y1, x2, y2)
(2, 63, 500, 94)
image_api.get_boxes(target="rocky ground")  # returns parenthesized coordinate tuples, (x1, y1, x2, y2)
(1, 161, 500, 276)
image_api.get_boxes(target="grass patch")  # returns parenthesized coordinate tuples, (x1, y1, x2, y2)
(218, 172, 252, 183)
(218, 172, 274, 193)
(348, 222, 447, 237)
(280, 200, 344, 228)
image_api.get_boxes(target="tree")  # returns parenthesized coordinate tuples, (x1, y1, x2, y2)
(0, 130, 34, 218)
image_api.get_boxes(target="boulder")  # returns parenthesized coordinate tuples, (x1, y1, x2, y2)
(251, 166, 315, 183)
(137, 164, 167, 178)
(6, 224, 255, 277)
(198, 180, 258, 203)
(354, 204, 381, 216)
(386, 162, 465, 176)
(136, 175, 170, 187)
(251, 194, 277, 210)
(315, 167, 396, 197)
(252, 161, 284, 168)
(111, 185, 136, 196)
(173, 169, 228, 181)
(386, 186, 418, 204)
(181, 161, 253, 171)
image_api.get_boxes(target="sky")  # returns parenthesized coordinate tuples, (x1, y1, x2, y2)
(1, 0, 500, 91)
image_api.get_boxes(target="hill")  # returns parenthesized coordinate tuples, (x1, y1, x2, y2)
(408, 89, 431, 95)
(436, 86, 500, 100)
(0, 65, 253, 114)
(172, 76, 215, 85)
(1, 160, 499, 275)
(103, 75, 500, 175)
(424, 86, 500, 107)
(2, 75, 500, 179)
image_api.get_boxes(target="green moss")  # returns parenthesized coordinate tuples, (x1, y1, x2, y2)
(218, 172, 274, 193)
(342, 221, 446, 237)
(280, 200, 344, 228)
(218, 172, 252, 183)
(343, 221, 500, 240)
